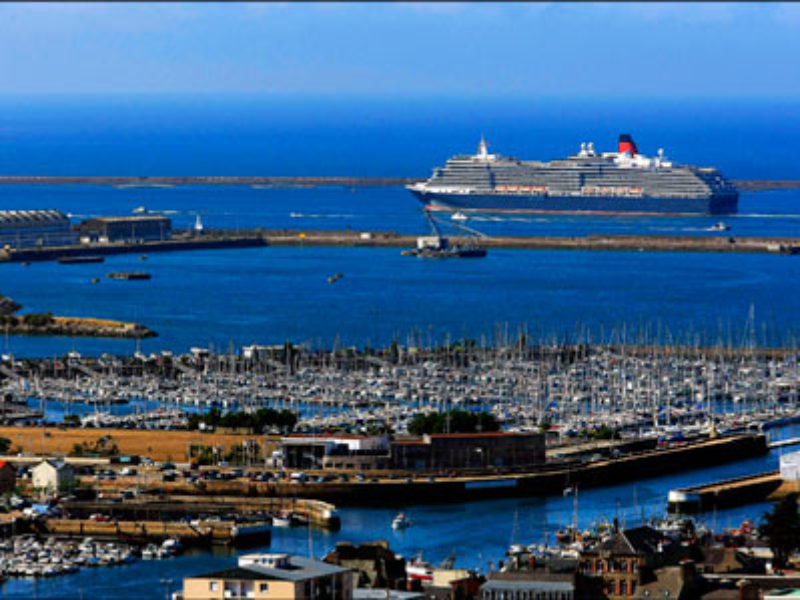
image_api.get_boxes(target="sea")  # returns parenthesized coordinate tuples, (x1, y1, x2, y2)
(1, 95, 800, 597)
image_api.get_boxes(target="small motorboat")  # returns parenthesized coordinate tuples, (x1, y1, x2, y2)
(392, 512, 412, 530)
(451, 212, 468, 222)
(272, 511, 292, 527)
(707, 221, 730, 232)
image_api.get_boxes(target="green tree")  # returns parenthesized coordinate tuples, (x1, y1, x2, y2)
(407, 410, 500, 436)
(760, 493, 800, 568)
(63, 415, 81, 428)
(0, 437, 10, 454)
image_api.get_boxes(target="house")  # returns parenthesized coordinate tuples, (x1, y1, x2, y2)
(422, 568, 484, 599)
(323, 540, 407, 590)
(181, 553, 353, 600)
(353, 591, 424, 600)
(481, 576, 575, 600)
(480, 551, 576, 600)
(31, 460, 74, 496)
(633, 561, 701, 600)
(579, 526, 674, 600)
(0, 461, 16, 493)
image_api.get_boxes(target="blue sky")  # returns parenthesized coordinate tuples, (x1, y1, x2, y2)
(0, 2, 798, 98)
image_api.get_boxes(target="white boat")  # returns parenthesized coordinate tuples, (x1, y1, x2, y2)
(132, 206, 148, 214)
(406, 555, 434, 582)
(391, 512, 412, 530)
(707, 221, 730, 231)
(161, 538, 182, 555)
(272, 512, 292, 528)
(451, 212, 468, 221)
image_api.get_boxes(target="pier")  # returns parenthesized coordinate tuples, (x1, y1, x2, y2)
(666, 470, 798, 514)
(36, 517, 271, 548)
(769, 437, 800, 449)
(62, 495, 341, 531)
(3, 228, 800, 263)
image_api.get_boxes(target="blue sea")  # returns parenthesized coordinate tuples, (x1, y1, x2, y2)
(1, 96, 800, 598)
(0, 95, 799, 356)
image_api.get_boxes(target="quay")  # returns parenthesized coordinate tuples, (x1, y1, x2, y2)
(204, 434, 768, 507)
(769, 437, 800, 449)
(4, 228, 800, 263)
(0, 175, 796, 191)
(62, 495, 341, 531)
(33, 517, 271, 548)
(666, 471, 789, 514)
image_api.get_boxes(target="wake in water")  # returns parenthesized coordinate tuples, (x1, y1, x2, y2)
(732, 213, 800, 219)
(289, 212, 358, 219)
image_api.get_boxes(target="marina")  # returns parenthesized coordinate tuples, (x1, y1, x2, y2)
(4, 341, 800, 436)
(0, 82, 799, 600)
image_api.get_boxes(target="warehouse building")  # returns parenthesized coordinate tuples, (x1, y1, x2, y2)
(78, 215, 172, 243)
(0, 210, 76, 249)
(391, 432, 546, 471)
(277, 432, 546, 472)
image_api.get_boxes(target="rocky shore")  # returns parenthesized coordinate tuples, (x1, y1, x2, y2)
(0, 294, 156, 339)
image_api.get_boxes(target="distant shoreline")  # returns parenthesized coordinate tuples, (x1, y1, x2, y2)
(0, 175, 796, 191)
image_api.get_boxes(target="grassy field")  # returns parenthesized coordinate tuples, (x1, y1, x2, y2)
(0, 426, 277, 462)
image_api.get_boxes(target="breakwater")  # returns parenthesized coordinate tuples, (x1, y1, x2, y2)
(36, 518, 270, 547)
(250, 434, 768, 507)
(666, 470, 786, 514)
(0, 175, 797, 191)
(3, 229, 800, 264)
(0, 176, 418, 187)
(63, 496, 341, 531)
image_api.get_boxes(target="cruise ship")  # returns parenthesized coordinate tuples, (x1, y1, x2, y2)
(408, 135, 738, 215)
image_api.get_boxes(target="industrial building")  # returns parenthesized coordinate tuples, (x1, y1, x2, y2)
(280, 435, 391, 471)
(0, 210, 76, 249)
(78, 215, 172, 243)
(391, 432, 546, 471)
(278, 432, 545, 472)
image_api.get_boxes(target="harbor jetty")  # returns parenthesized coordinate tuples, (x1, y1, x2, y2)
(666, 471, 789, 514)
(36, 517, 271, 548)
(62, 495, 340, 531)
(0, 175, 796, 191)
(3, 228, 800, 263)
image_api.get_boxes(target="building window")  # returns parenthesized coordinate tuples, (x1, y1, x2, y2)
(209, 581, 219, 592)
(259, 582, 269, 593)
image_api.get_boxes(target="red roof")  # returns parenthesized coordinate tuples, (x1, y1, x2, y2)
(426, 432, 533, 439)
